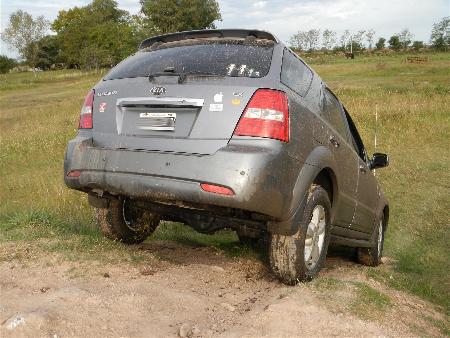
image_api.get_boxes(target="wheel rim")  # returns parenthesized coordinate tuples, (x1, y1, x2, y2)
(377, 219, 383, 257)
(304, 205, 326, 270)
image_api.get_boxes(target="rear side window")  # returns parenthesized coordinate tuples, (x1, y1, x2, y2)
(104, 39, 274, 80)
(281, 49, 313, 96)
(344, 108, 367, 161)
(322, 89, 349, 139)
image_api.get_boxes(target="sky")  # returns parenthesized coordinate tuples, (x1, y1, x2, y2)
(1, 0, 449, 58)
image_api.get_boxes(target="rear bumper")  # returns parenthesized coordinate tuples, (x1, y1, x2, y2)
(64, 136, 301, 220)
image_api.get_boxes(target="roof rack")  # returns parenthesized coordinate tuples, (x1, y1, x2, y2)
(139, 29, 279, 50)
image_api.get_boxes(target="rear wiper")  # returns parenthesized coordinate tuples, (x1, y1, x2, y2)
(149, 70, 222, 84)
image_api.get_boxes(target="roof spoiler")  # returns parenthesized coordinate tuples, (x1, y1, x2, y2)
(139, 29, 279, 50)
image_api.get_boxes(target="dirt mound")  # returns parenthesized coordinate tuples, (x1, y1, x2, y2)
(0, 241, 446, 337)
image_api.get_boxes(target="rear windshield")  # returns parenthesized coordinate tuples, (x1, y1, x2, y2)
(104, 39, 274, 80)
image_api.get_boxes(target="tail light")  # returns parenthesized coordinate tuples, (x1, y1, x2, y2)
(79, 90, 94, 129)
(234, 89, 289, 142)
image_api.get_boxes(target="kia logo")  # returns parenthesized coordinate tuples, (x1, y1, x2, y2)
(150, 86, 166, 95)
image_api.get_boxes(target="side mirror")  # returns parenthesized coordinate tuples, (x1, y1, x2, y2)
(370, 153, 389, 170)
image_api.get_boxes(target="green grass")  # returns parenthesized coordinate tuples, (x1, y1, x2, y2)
(349, 281, 392, 319)
(312, 277, 391, 321)
(308, 52, 450, 312)
(1, 53, 449, 312)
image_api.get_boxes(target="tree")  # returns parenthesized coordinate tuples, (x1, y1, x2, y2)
(289, 31, 308, 51)
(304, 29, 320, 51)
(430, 17, 450, 51)
(412, 41, 424, 51)
(398, 29, 414, 49)
(34, 35, 62, 70)
(0, 55, 17, 73)
(351, 30, 366, 51)
(53, 0, 138, 68)
(340, 30, 351, 49)
(365, 29, 376, 50)
(322, 29, 336, 50)
(140, 0, 221, 34)
(1, 10, 49, 68)
(388, 35, 401, 51)
(375, 37, 386, 50)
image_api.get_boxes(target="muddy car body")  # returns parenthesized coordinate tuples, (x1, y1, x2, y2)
(64, 29, 389, 283)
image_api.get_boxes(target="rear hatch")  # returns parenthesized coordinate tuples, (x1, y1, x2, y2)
(92, 38, 275, 155)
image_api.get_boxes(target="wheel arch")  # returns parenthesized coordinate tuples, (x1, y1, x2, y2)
(268, 145, 340, 235)
(313, 167, 337, 207)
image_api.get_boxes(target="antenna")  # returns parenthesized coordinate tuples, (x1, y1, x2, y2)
(374, 104, 378, 175)
(374, 104, 378, 152)
(350, 35, 353, 54)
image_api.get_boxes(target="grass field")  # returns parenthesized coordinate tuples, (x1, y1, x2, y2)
(1, 53, 449, 313)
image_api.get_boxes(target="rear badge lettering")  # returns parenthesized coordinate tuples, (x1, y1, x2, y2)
(99, 102, 107, 112)
(231, 99, 241, 105)
(233, 91, 243, 97)
(150, 86, 166, 95)
(97, 90, 117, 97)
(209, 103, 223, 112)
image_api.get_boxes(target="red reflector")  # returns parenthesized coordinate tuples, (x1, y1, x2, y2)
(234, 89, 289, 142)
(200, 183, 235, 196)
(79, 90, 94, 129)
(67, 170, 81, 178)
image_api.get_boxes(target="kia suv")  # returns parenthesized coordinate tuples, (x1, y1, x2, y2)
(64, 29, 389, 283)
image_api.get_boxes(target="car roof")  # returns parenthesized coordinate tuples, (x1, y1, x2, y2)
(139, 29, 280, 50)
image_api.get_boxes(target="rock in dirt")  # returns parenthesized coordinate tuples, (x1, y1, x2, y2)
(220, 302, 236, 312)
(3, 315, 26, 330)
(211, 266, 225, 273)
(140, 267, 156, 276)
(191, 325, 201, 337)
(178, 323, 191, 337)
(103, 272, 110, 278)
(2, 312, 47, 331)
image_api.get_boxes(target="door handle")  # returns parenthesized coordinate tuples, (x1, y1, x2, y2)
(359, 164, 367, 174)
(329, 136, 340, 148)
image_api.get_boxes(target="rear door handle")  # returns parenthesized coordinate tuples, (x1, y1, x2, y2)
(359, 164, 367, 174)
(329, 136, 340, 148)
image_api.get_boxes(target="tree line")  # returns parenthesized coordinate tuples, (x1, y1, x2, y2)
(1, 0, 221, 73)
(290, 18, 449, 53)
(0, 0, 448, 74)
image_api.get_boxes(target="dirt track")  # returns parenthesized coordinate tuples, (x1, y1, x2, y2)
(0, 240, 445, 337)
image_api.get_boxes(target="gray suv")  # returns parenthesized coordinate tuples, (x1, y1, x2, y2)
(64, 29, 389, 283)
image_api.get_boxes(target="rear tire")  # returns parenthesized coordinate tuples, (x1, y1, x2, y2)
(269, 185, 331, 284)
(96, 198, 160, 244)
(357, 215, 385, 266)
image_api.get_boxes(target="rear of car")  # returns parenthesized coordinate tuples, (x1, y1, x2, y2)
(64, 29, 390, 284)
(64, 30, 299, 226)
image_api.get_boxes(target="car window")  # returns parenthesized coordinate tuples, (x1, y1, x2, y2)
(322, 89, 349, 140)
(343, 108, 367, 161)
(104, 39, 274, 80)
(281, 49, 313, 97)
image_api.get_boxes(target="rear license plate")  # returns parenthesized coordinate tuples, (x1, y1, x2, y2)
(138, 112, 176, 131)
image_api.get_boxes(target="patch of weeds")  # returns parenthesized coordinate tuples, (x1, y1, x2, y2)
(0, 209, 152, 264)
(350, 281, 391, 320)
(0, 210, 98, 242)
(425, 316, 450, 337)
(313, 277, 345, 290)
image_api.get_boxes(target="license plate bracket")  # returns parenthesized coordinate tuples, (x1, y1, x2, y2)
(138, 112, 176, 131)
